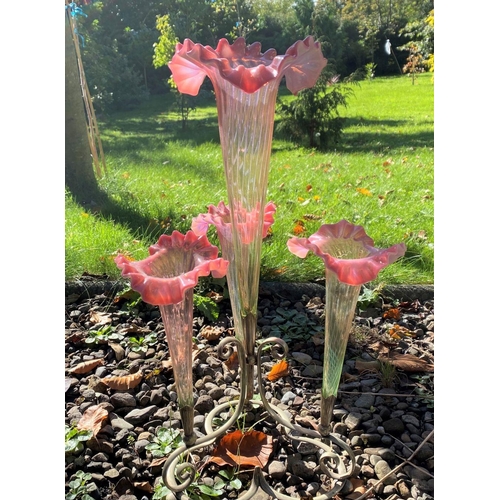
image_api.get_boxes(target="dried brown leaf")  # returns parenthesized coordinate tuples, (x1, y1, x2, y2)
(209, 430, 273, 468)
(161, 359, 173, 372)
(149, 457, 168, 468)
(68, 358, 105, 375)
(383, 308, 401, 320)
(77, 404, 108, 437)
(103, 370, 143, 390)
(311, 332, 325, 346)
(89, 311, 112, 325)
(355, 360, 380, 373)
(200, 325, 224, 341)
(380, 353, 434, 373)
(295, 416, 319, 431)
(108, 342, 126, 361)
(224, 351, 239, 371)
(132, 482, 153, 493)
(117, 324, 151, 334)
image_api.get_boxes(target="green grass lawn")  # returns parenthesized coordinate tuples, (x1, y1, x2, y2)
(65, 73, 433, 285)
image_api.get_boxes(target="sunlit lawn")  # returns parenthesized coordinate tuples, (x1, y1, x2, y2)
(66, 73, 433, 285)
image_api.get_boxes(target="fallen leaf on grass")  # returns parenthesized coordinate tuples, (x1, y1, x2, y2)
(293, 220, 306, 235)
(267, 360, 289, 381)
(103, 370, 143, 390)
(77, 404, 108, 437)
(209, 430, 273, 468)
(380, 353, 434, 373)
(68, 358, 105, 375)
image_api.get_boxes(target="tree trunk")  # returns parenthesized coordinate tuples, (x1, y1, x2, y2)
(65, 11, 99, 204)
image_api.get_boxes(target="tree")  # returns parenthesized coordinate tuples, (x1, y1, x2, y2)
(397, 8, 434, 83)
(276, 67, 355, 149)
(65, 7, 99, 204)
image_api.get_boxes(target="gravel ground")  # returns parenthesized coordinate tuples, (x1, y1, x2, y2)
(65, 278, 434, 500)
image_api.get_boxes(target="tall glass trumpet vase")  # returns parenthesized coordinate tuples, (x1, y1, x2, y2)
(168, 36, 327, 400)
(115, 231, 229, 445)
(287, 220, 406, 435)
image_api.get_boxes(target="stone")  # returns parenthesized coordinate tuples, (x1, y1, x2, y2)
(354, 394, 376, 409)
(268, 460, 287, 479)
(124, 406, 158, 425)
(345, 412, 363, 430)
(374, 460, 398, 485)
(110, 393, 137, 409)
(194, 395, 214, 414)
(383, 418, 405, 435)
(281, 391, 297, 405)
(291, 460, 316, 479)
(291, 352, 312, 365)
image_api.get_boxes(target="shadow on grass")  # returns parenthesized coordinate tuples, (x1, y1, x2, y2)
(271, 116, 433, 154)
(69, 187, 195, 246)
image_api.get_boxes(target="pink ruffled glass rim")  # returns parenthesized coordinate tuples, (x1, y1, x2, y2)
(191, 201, 276, 244)
(287, 220, 406, 286)
(168, 36, 327, 95)
(115, 230, 229, 305)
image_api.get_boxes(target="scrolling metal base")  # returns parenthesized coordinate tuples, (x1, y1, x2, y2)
(162, 336, 357, 499)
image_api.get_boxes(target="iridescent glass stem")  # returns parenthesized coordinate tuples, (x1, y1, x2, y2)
(212, 76, 280, 401)
(159, 292, 195, 445)
(319, 269, 361, 436)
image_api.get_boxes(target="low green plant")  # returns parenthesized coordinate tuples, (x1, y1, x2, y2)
(153, 468, 242, 500)
(85, 325, 124, 345)
(267, 307, 323, 343)
(193, 293, 220, 322)
(357, 284, 384, 312)
(379, 360, 398, 388)
(410, 372, 434, 408)
(65, 425, 93, 455)
(66, 471, 97, 500)
(145, 427, 183, 458)
(126, 332, 158, 354)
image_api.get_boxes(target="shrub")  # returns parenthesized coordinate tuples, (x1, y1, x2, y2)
(276, 66, 355, 149)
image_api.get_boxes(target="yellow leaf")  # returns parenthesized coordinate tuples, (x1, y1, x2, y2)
(356, 188, 372, 196)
